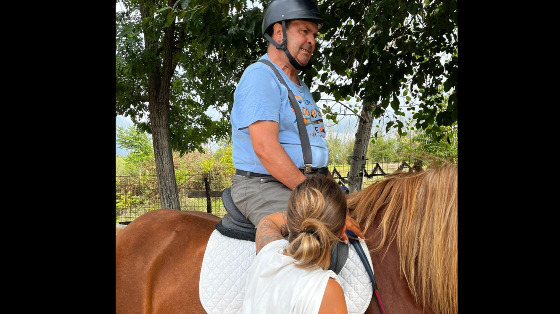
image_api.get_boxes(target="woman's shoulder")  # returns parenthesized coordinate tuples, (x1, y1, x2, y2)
(319, 278, 347, 314)
(259, 238, 288, 254)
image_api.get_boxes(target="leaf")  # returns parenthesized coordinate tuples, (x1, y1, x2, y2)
(165, 11, 175, 28)
(173, 0, 191, 10)
(390, 98, 399, 111)
(333, 89, 341, 101)
(312, 91, 321, 101)
(157, 6, 173, 13)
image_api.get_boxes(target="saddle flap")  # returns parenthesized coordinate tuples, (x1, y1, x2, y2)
(222, 188, 253, 226)
(216, 188, 256, 241)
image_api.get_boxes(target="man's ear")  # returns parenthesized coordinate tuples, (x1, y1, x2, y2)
(273, 23, 284, 43)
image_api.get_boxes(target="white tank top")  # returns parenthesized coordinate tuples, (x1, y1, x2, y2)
(242, 239, 339, 314)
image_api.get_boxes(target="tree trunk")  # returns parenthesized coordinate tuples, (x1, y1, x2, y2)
(142, 1, 181, 210)
(149, 101, 181, 210)
(347, 103, 375, 193)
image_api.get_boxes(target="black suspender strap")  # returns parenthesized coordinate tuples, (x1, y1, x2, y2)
(258, 59, 313, 173)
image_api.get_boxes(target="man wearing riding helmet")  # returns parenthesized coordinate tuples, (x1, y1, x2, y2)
(230, 0, 363, 241)
(230, 0, 332, 228)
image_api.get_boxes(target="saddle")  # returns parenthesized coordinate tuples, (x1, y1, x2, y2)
(215, 188, 349, 274)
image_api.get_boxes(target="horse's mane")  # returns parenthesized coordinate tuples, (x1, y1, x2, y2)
(347, 164, 458, 314)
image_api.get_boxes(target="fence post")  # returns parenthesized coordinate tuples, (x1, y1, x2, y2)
(204, 176, 212, 214)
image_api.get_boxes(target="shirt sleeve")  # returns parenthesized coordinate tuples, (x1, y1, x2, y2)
(233, 63, 287, 130)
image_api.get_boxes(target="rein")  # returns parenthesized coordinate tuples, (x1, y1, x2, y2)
(346, 231, 386, 314)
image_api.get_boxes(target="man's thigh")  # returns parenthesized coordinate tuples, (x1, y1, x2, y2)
(230, 176, 292, 226)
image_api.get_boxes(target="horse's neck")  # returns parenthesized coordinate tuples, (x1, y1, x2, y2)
(364, 231, 436, 314)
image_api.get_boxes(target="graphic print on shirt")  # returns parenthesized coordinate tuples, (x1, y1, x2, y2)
(292, 95, 326, 138)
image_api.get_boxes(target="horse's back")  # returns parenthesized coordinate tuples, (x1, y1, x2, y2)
(116, 209, 219, 314)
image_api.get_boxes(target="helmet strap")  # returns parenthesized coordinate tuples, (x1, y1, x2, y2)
(264, 21, 312, 72)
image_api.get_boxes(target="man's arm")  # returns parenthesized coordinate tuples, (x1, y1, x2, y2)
(255, 211, 289, 253)
(248, 120, 306, 190)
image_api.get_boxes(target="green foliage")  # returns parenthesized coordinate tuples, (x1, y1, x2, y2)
(214, 140, 236, 178)
(314, 0, 458, 137)
(327, 136, 354, 165)
(116, 0, 265, 155)
(367, 136, 399, 162)
(200, 158, 214, 175)
(165, 142, 235, 191)
(116, 155, 126, 176)
(408, 83, 457, 162)
(116, 125, 155, 175)
(116, 0, 458, 208)
(116, 190, 141, 211)
(326, 125, 456, 166)
(407, 126, 457, 163)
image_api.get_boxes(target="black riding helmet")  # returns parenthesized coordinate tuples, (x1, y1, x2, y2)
(262, 0, 323, 71)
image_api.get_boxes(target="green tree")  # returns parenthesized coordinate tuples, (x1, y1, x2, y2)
(313, 0, 458, 191)
(173, 143, 234, 192)
(213, 140, 235, 179)
(327, 136, 354, 165)
(404, 125, 457, 164)
(367, 136, 398, 163)
(116, 125, 156, 175)
(315, 0, 457, 131)
(116, 155, 126, 176)
(116, 0, 264, 209)
(117, 0, 458, 199)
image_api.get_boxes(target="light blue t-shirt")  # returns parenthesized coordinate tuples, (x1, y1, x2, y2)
(231, 54, 329, 174)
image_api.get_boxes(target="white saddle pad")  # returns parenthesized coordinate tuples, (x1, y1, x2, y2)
(199, 230, 374, 314)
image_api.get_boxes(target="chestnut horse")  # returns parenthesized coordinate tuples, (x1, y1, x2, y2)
(116, 164, 457, 314)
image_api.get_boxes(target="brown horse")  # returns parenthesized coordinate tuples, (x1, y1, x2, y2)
(116, 164, 457, 314)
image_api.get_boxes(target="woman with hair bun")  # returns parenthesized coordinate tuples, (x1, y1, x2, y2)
(242, 175, 364, 314)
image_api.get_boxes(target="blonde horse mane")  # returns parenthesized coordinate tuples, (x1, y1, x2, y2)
(347, 164, 458, 314)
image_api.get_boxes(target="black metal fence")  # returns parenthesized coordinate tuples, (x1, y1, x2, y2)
(116, 159, 418, 223)
(116, 173, 228, 223)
